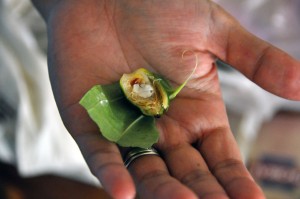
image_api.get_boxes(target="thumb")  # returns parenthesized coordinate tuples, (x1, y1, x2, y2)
(212, 4, 300, 100)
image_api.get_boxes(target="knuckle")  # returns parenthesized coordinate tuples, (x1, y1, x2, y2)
(138, 170, 169, 184)
(211, 158, 244, 175)
(180, 169, 212, 186)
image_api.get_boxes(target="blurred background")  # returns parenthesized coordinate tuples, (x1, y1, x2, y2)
(0, 0, 299, 198)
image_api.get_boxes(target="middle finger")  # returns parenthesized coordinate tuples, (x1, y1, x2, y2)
(162, 143, 229, 198)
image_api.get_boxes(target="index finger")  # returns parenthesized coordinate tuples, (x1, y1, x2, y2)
(197, 127, 265, 199)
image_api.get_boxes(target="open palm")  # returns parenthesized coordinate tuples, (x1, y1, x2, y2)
(45, 0, 300, 199)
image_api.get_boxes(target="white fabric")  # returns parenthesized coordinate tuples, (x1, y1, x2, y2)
(215, 0, 300, 59)
(0, 0, 98, 185)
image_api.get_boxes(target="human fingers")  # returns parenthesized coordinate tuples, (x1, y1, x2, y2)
(74, 131, 136, 199)
(75, 133, 135, 199)
(210, 3, 300, 100)
(198, 127, 265, 199)
(225, 27, 299, 100)
(127, 151, 198, 199)
(162, 143, 229, 198)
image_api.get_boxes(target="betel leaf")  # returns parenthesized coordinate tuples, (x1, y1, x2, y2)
(120, 68, 170, 117)
(80, 55, 197, 148)
(79, 83, 159, 148)
(119, 66, 197, 117)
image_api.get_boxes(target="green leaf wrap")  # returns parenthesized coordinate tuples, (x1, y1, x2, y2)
(79, 83, 159, 148)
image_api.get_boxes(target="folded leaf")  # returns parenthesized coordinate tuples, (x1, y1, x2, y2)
(79, 83, 159, 148)
(120, 68, 170, 117)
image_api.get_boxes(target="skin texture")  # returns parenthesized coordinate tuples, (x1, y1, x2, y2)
(33, 0, 300, 198)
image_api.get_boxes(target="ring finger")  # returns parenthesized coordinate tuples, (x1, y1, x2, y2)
(126, 150, 197, 199)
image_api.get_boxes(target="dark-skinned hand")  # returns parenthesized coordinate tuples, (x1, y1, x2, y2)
(32, 0, 300, 198)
